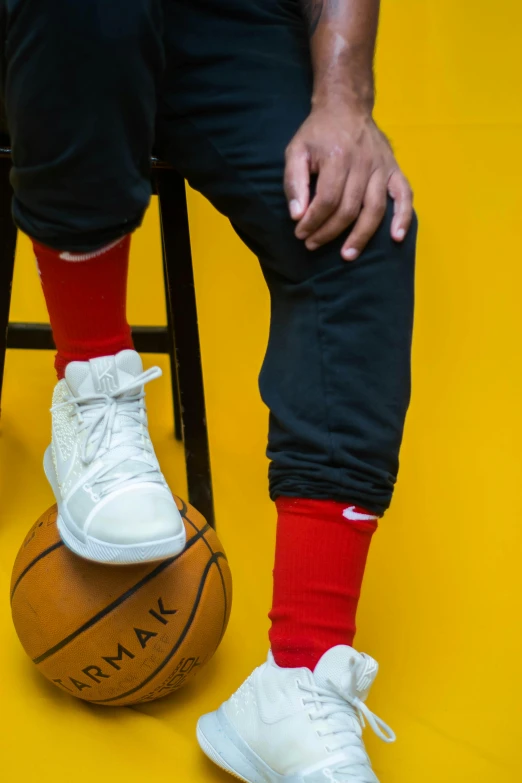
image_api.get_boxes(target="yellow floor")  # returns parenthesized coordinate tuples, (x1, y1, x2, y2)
(1, 2, 522, 781)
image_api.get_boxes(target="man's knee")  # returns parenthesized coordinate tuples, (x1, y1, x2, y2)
(4, 0, 162, 120)
(3, 0, 161, 249)
(5, 0, 160, 43)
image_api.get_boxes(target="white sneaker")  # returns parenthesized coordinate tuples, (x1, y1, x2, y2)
(197, 646, 395, 783)
(44, 349, 186, 564)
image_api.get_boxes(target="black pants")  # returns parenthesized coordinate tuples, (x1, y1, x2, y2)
(0, 0, 416, 514)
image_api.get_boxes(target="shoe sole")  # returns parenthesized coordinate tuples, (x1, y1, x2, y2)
(44, 446, 187, 565)
(197, 708, 286, 783)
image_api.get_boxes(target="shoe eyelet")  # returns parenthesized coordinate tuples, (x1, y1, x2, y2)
(83, 483, 100, 502)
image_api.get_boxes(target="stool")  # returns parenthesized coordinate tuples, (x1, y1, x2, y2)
(0, 136, 215, 528)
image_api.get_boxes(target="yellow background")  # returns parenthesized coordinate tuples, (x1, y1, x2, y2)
(1, 1, 521, 781)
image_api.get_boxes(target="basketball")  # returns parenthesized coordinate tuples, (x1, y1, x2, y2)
(10, 499, 232, 706)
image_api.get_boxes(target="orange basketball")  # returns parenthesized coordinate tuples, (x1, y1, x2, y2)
(10, 499, 232, 706)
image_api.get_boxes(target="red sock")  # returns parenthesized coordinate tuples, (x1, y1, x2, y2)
(34, 237, 134, 378)
(269, 497, 378, 670)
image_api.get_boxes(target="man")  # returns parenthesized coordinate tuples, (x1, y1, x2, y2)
(0, 1, 416, 780)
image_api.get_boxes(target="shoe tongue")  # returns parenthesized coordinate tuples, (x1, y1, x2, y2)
(313, 646, 378, 701)
(65, 350, 143, 397)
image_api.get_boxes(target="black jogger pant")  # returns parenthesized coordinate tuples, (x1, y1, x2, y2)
(0, 0, 416, 515)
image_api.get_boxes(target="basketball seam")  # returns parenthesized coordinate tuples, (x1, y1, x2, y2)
(186, 516, 230, 642)
(90, 551, 227, 704)
(10, 541, 65, 602)
(31, 523, 211, 665)
(215, 558, 229, 645)
(11, 501, 192, 602)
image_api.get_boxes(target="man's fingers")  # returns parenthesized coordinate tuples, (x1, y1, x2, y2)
(284, 143, 310, 221)
(295, 155, 348, 240)
(388, 169, 413, 241)
(342, 172, 388, 261)
(304, 169, 367, 250)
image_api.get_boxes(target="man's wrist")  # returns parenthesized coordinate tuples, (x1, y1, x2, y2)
(310, 42, 375, 115)
(303, 0, 379, 118)
(311, 86, 374, 116)
(311, 78, 375, 117)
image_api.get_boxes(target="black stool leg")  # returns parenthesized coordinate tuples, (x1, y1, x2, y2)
(155, 169, 215, 528)
(150, 170, 182, 442)
(0, 157, 17, 415)
(163, 267, 183, 443)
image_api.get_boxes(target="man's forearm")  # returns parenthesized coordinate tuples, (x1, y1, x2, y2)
(301, 0, 380, 114)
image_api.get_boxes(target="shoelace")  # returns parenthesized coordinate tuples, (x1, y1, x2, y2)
(298, 678, 395, 782)
(51, 366, 165, 497)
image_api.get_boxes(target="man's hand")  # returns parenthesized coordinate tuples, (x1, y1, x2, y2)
(285, 105, 413, 260)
